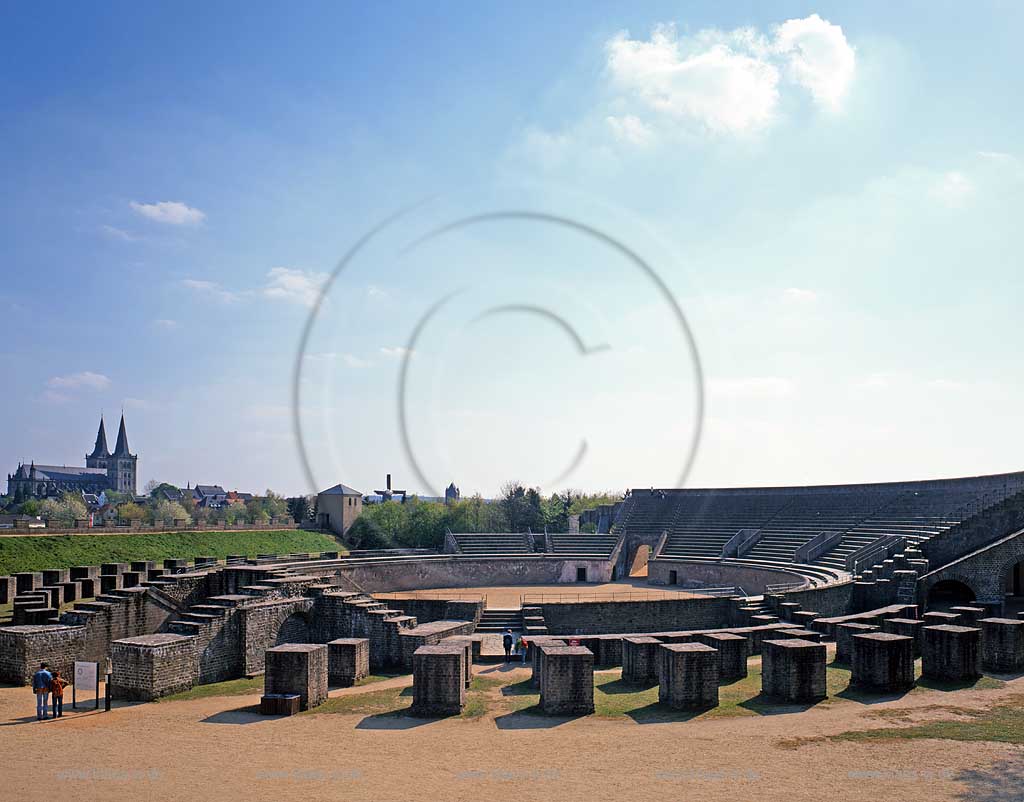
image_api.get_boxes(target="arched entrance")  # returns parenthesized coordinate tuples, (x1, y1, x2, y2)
(275, 612, 312, 645)
(1004, 558, 1024, 617)
(927, 579, 976, 610)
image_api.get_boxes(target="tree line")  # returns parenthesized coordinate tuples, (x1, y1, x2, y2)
(345, 482, 623, 550)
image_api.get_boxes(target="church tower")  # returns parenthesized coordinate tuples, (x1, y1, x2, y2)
(86, 416, 111, 471)
(109, 414, 137, 494)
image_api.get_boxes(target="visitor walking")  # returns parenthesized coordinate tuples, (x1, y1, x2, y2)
(502, 628, 514, 662)
(50, 669, 68, 718)
(520, 636, 529, 663)
(31, 662, 52, 721)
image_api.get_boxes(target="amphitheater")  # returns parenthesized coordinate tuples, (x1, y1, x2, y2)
(5, 469, 1024, 802)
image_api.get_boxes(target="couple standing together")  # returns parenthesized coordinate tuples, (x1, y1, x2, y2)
(31, 662, 68, 720)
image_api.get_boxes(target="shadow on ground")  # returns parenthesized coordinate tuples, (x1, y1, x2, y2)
(956, 758, 1024, 801)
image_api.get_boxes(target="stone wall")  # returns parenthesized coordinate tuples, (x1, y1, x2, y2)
(0, 624, 87, 684)
(648, 560, 811, 595)
(239, 598, 315, 675)
(111, 634, 197, 701)
(540, 596, 731, 635)
(776, 581, 855, 618)
(371, 597, 483, 627)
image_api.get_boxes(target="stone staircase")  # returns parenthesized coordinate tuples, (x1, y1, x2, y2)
(476, 607, 523, 632)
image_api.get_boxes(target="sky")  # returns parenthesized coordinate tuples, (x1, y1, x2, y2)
(2, 2, 1023, 498)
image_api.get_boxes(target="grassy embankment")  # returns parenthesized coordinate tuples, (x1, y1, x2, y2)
(0, 529, 344, 575)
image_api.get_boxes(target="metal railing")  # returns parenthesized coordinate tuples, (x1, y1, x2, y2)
(373, 591, 488, 603)
(764, 581, 805, 594)
(520, 586, 746, 604)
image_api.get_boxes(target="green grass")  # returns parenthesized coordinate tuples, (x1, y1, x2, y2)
(157, 677, 264, 702)
(802, 694, 1024, 746)
(310, 685, 413, 715)
(0, 530, 344, 574)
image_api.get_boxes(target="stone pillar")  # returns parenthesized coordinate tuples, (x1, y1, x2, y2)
(327, 638, 370, 687)
(761, 639, 827, 703)
(881, 618, 924, 657)
(791, 611, 820, 630)
(851, 633, 915, 692)
(111, 634, 197, 701)
(949, 606, 986, 628)
(658, 643, 719, 710)
(835, 622, 878, 663)
(539, 645, 594, 715)
(779, 602, 801, 621)
(411, 643, 465, 716)
(979, 618, 1024, 673)
(923, 611, 960, 626)
(531, 638, 566, 688)
(777, 629, 822, 643)
(921, 625, 981, 683)
(622, 636, 662, 685)
(443, 636, 475, 689)
(264, 644, 328, 711)
(695, 632, 748, 681)
(41, 569, 69, 586)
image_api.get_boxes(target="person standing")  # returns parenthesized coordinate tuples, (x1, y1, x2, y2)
(50, 669, 68, 718)
(31, 662, 52, 721)
(502, 629, 514, 662)
(519, 636, 529, 663)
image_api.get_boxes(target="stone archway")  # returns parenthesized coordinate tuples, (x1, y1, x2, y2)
(927, 579, 976, 610)
(274, 612, 312, 645)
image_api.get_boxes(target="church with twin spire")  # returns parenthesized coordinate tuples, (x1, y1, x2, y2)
(6, 415, 138, 500)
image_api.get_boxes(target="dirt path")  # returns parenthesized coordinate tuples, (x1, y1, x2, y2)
(2, 670, 1021, 802)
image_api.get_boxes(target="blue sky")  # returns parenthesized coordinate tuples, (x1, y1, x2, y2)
(2, 2, 1023, 498)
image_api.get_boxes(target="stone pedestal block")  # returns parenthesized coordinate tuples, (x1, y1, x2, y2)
(111, 634, 197, 701)
(949, 606, 986, 628)
(658, 643, 719, 710)
(100, 563, 128, 576)
(41, 569, 69, 586)
(411, 643, 466, 716)
(264, 643, 328, 711)
(539, 645, 594, 715)
(622, 636, 662, 685)
(695, 632, 748, 681)
(923, 611, 960, 626)
(881, 618, 923, 657)
(762, 639, 827, 703)
(327, 638, 370, 687)
(791, 611, 820, 629)
(530, 638, 566, 688)
(851, 632, 915, 692)
(443, 636, 475, 688)
(836, 622, 878, 663)
(99, 575, 121, 594)
(778, 629, 822, 643)
(779, 602, 801, 621)
(921, 625, 981, 683)
(979, 618, 1024, 673)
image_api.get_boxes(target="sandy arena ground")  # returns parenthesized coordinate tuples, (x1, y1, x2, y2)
(374, 578, 699, 609)
(2, 660, 1022, 802)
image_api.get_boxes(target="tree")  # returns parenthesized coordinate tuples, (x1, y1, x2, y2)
(41, 492, 89, 527)
(498, 481, 544, 532)
(143, 479, 160, 496)
(118, 501, 147, 522)
(346, 516, 391, 550)
(287, 496, 312, 523)
(152, 500, 191, 524)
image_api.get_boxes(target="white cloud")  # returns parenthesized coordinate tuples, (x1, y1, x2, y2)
(262, 267, 328, 308)
(379, 346, 413, 359)
(782, 287, 818, 304)
(367, 284, 387, 298)
(130, 200, 206, 225)
(931, 171, 974, 209)
(181, 278, 238, 303)
(606, 25, 779, 136)
(606, 114, 655, 146)
(708, 376, 796, 399)
(603, 15, 854, 139)
(774, 14, 856, 110)
(99, 225, 139, 242)
(47, 371, 111, 391)
(153, 319, 179, 330)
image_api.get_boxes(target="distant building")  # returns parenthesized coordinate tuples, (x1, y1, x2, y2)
(6, 414, 138, 500)
(190, 484, 228, 508)
(445, 482, 460, 506)
(316, 483, 363, 537)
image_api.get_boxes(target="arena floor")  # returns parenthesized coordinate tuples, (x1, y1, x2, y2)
(2, 653, 1021, 802)
(374, 578, 701, 609)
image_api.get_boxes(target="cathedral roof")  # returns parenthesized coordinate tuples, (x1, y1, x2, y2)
(112, 414, 133, 456)
(88, 417, 110, 459)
